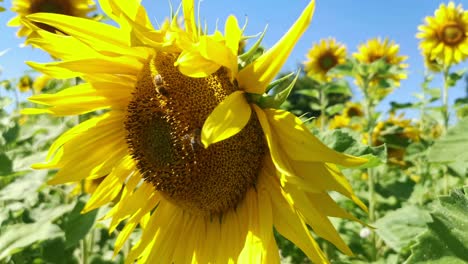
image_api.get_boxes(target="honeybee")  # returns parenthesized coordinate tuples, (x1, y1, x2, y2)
(182, 128, 203, 152)
(153, 74, 168, 96)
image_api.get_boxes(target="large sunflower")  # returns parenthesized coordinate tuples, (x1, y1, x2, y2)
(304, 38, 347, 82)
(8, 0, 95, 38)
(353, 38, 408, 86)
(23, 0, 367, 263)
(417, 2, 468, 66)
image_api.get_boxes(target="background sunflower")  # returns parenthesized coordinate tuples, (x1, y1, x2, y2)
(417, 2, 468, 66)
(8, 0, 96, 38)
(304, 38, 347, 82)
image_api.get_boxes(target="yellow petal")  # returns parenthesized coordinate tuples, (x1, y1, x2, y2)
(28, 82, 131, 115)
(82, 155, 135, 213)
(283, 183, 353, 255)
(237, 187, 272, 263)
(26, 13, 147, 59)
(260, 167, 328, 263)
(27, 57, 141, 79)
(176, 49, 221, 77)
(237, 0, 315, 94)
(182, 0, 197, 39)
(201, 91, 251, 147)
(263, 108, 367, 166)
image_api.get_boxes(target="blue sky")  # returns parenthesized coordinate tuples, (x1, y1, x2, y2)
(1, 0, 467, 115)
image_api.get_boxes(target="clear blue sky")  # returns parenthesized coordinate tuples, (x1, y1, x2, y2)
(1, 0, 467, 115)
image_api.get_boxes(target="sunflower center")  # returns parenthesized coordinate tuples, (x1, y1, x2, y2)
(441, 24, 465, 45)
(318, 53, 338, 71)
(125, 53, 267, 215)
(32, 0, 67, 13)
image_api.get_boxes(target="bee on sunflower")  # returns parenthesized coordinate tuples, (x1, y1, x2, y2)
(22, 0, 368, 263)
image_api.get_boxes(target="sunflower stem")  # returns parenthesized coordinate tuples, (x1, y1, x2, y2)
(441, 66, 451, 131)
(362, 78, 378, 261)
(319, 86, 326, 131)
(81, 237, 89, 264)
(441, 66, 451, 195)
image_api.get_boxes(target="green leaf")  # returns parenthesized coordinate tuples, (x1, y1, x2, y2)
(256, 71, 300, 109)
(0, 222, 63, 260)
(0, 171, 46, 201)
(238, 25, 267, 68)
(0, 153, 12, 176)
(0, 97, 12, 109)
(323, 80, 352, 96)
(295, 89, 319, 99)
(63, 199, 99, 248)
(446, 69, 466, 87)
(325, 103, 344, 116)
(426, 88, 441, 101)
(375, 205, 432, 252)
(406, 187, 468, 264)
(318, 129, 387, 168)
(390, 101, 418, 111)
(329, 58, 355, 76)
(428, 117, 468, 164)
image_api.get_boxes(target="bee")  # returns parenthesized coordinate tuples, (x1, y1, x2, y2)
(182, 128, 203, 152)
(153, 74, 168, 96)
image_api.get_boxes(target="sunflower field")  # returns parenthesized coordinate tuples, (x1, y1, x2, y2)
(0, 0, 467, 263)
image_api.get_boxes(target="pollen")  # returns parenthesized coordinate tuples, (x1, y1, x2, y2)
(125, 52, 267, 215)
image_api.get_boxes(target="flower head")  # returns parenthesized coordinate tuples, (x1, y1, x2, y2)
(372, 114, 419, 166)
(18, 75, 33, 92)
(417, 2, 468, 66)
(23, 0, 367, 262)
(8, 0, 95, 38)
(329, 102, 364, 130)
(353, 37, 408, 86)
(304, 38, 347, 82)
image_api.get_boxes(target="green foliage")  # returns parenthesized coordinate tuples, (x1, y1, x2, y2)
(406, 187, 468, 264)
(248, 71, 300, 109)
(428, 117, 468, 170)
(319, 128, 387, 168)
(375, 205, 431, 253)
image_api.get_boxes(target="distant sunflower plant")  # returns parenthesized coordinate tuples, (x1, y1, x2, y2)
(371, 114, 420, 166)
(417, 2, 468, 131)
(23, 0, 368, 263)
(301, 38, 352, 130)
(8, 0, 96, 39)
(353, 38, 408, 94)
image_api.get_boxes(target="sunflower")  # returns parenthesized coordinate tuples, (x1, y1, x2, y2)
(353, 38, 408, 87)
(0, 0, 5, 12)
(8, 0, 95, 38)
(372, 114, 419, 166)
(23, 0, 367, 262)
(417, 2, 468, 67)
(18, 75, 33, 92)
(329, 102, 364, 130)
(304, 38, 347, 82)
